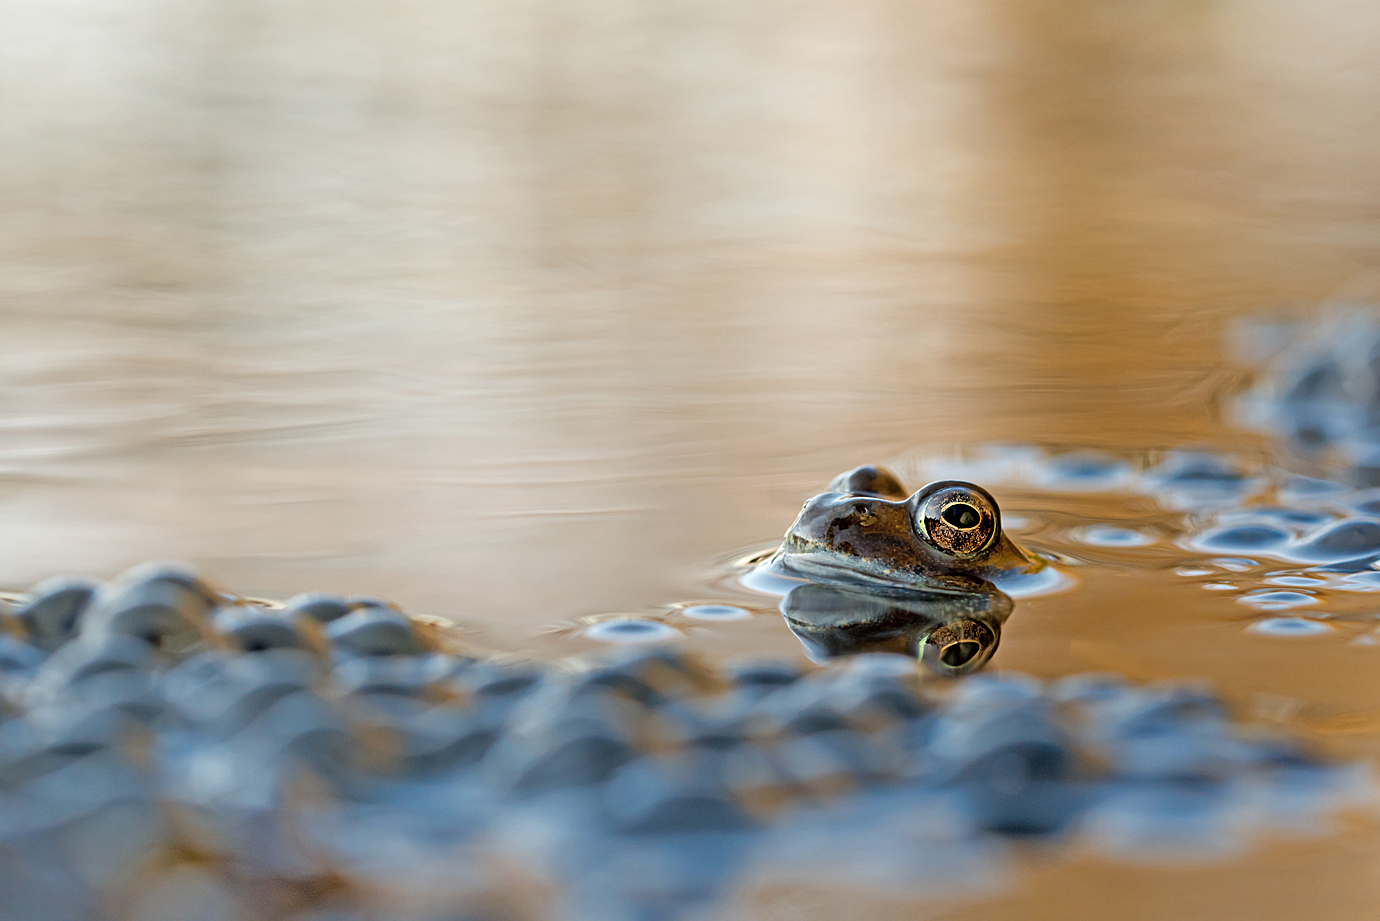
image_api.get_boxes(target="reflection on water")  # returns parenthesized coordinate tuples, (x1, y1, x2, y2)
(4, 0, 1380, 918)
(780, 581, 1008, 673)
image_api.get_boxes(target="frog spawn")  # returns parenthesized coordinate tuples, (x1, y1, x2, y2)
(1165, 477, 1380, 635)
(0, 563, 1365, 920)
(1234, 312, 1380, 472)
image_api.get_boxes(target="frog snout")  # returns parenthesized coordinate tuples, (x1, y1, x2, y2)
(789, 493, 889, 544)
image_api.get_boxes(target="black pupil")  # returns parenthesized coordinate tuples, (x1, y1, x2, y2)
(941, 641, 981, 666)
(942, 503, 980, 529)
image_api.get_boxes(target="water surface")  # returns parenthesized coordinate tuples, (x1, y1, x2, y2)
(3, 0, 1380, 917)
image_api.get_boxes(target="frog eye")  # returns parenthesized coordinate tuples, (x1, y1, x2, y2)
(915, 482, 999, 557)
(920, 619, 998, 675)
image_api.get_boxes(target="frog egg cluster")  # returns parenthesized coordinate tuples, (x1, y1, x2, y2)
(0, 563, 1364, 921)
(1190, 507, 1380, 568)
(1237, 310, 1380, 470)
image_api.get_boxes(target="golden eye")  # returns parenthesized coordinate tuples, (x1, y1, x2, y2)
(920, 619, 998, 675)
(916, 482, 999, 557)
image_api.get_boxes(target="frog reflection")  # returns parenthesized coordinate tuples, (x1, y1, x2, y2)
(781, 581, 1008, 676)
(759, 464, 1041, 674)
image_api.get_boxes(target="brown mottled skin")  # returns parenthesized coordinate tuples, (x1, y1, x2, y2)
(770, 464, 1041, 594)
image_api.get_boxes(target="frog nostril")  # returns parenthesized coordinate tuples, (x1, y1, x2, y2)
(942, 503, 981, 530)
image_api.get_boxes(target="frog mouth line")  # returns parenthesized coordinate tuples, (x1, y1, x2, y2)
(773, 537, 990, 595)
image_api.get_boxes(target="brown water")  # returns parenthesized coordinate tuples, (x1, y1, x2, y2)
(4, 0, 1380, 917)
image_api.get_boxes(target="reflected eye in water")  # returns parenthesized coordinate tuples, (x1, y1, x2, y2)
(916, 482, 999, 557)
(920, 619, 998, 675)
(779, 581, 1009, 676)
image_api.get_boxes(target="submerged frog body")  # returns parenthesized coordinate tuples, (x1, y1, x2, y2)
(768, 465, 1043, 595)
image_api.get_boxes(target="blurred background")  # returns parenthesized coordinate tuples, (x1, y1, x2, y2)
(1, 0, 1378, 638)
(7, 4, 1380, 919)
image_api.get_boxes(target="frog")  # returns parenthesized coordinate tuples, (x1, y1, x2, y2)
(763, 464, 1044, 595)
(755, 464, 1046, 673)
